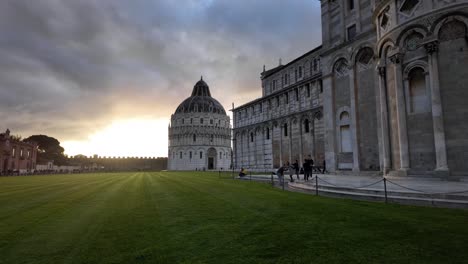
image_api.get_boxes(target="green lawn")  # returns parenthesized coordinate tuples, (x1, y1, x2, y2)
(1, 172, 467, 264)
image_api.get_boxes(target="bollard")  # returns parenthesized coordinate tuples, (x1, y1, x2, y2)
(383, 178, 388, 204)
(315, 175, 319, 196)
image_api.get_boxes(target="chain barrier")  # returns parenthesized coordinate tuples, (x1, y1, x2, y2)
(315, 175, 384, 189)
(386, 179, 468, 196)
(232, 170, 468, 199)
(385, 179, 429, 194)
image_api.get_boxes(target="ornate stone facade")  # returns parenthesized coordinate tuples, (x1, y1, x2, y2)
(168, 78, 231, 171)
(233, 0, 468, 178)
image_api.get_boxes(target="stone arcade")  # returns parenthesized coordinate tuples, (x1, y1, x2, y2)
(168, 78, 232, 171)
(233, 0, 468, 178)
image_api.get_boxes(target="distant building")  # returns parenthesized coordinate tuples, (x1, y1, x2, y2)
(233, 1, 468, 178)
(0, 129, 38, 173)
(168, 77, 232, 170)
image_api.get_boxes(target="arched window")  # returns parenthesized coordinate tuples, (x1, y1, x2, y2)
(210, 135, 214, 142)
(304, 119, 310, 133)
(193, 134, 196, 142)
(200, 151, 203, 159)
(266, 128, 270, 140)
(180, 152, 183, 159)
(250, 132, 254, 142)
(189, 151, 192, 159)
(408, 68, 428, 113)
(339, 112, 352, 153)
(284, 123, 288, 137)
(200, 118, 204, 124)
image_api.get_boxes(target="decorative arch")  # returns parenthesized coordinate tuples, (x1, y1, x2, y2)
(378, 38, 396, 58)
(403, 60, 429, 80)
(395, 25, 429, 47)
(430, 13, 468, 38)
(336, 107, 352, 153)
(406, 66, 429, 114)
(350, 42, 375, 63)
(355, 47, 375, 72)
(333, 58, 349, 78)
(439, 19, 467, 42)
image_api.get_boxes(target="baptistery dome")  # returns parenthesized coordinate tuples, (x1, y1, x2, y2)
(175, 79, 226, 115)
(168, 77, 231, 171)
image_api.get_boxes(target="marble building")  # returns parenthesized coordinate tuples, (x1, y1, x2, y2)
(233, 0, 468, 178)
(168, 78, 231, 171)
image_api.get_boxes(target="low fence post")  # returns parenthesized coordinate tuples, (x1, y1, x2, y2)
(383, 178, 388, 204)
(315, 175, 319, 196)
(271, 173, 274, 187)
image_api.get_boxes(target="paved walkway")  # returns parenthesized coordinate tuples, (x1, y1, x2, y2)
(240, 173, 468, 196)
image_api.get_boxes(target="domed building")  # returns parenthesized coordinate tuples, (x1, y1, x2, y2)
(168, 77, 231, 171)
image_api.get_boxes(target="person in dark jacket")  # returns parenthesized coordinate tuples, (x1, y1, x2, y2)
(303, 159, 310, 181)
(293, 160, 300, 180)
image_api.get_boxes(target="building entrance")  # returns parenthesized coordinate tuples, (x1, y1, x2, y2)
(207, 147, 217, 170)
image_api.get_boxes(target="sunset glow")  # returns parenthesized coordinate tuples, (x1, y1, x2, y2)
(62, 119, 169, 158)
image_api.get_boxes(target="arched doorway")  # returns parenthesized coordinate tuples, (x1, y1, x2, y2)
(207, 148, 217, 170)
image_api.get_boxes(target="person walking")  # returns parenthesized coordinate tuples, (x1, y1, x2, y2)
(303, 159, 310, 181)
(293, 160, 300, 180)
(305, 155, 314, 181)
(285, 161, 294, 182)
(275, 165, 285, 186)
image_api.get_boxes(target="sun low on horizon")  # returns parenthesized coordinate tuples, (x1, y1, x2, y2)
(62, 118, 170, 158)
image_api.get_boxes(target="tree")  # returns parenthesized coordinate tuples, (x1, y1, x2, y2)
(24, 135, 68, 165)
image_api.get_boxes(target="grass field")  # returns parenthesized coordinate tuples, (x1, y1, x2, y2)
(1, 172, 468, 264)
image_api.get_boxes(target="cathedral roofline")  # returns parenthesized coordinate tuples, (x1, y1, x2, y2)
(261, 45, 322, 79)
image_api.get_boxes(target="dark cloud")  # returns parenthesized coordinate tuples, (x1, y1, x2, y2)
(0, 0, 321, 141)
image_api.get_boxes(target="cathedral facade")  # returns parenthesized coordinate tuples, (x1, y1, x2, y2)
(233, 0, 468, 178)
(168, 78, 231, 171)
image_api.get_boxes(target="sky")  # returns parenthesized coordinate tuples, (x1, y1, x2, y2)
(0, 0, 322, 158)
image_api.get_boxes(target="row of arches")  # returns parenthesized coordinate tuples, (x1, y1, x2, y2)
(233, 111, 324, 170)
(375, 13, 468, 175)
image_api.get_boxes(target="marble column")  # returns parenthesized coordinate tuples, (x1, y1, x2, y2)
(389, 53, 410, 173)
(288, 120, 293, 164)
(279, 124, 283, 166)
(299, 118, 304, 164)
(253, 130, 257, 170)
(262, 128, 266, 170)
(378, 66, 392, 173)
(425, 41, 449, 175)
(349, 66, 360, 171)
(322, 75, 336, 172)
(310, 115, 315, 160)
